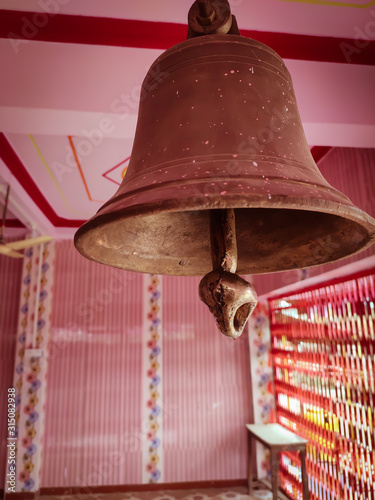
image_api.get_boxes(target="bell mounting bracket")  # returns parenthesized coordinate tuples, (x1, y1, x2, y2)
(187, 0, 240, 38)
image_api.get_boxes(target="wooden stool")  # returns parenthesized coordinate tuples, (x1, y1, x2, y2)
(246, 423, 309, 500)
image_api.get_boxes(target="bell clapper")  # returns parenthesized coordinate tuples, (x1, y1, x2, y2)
(199, 209, 257, 339)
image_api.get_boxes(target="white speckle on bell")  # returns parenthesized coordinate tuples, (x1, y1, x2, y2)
(253, 162, 258, 166)
(220, 191, 227, 195)
(233, 154, 238, 158)
(205, 140, 209, 144)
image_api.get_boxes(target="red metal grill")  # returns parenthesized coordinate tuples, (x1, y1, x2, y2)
(269, 269, 375, 500)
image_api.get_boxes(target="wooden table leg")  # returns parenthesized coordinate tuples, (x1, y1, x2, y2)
(248, 433, 255, 493)
(300, 448, 309, 500)
(271, 449, 280, 500)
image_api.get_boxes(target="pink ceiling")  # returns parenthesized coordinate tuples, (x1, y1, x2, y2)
(4, 133, 132, 220)
(0, 0, 374, 238)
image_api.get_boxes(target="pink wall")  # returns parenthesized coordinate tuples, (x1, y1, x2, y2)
(41, 241, 252, 487)
(0, 252, 23, 488)
(163, 276, 252, 481)
(42, 241, 144, 487)
(254, 147, 375, 296)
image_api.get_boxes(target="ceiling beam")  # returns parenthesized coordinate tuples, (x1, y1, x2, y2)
(1, 10, 375, 65)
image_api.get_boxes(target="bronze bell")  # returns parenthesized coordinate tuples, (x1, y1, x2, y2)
(75, 0, 375, 338)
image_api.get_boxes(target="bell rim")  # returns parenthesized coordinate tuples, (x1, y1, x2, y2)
(76, 194, 375, 235)
(75, 192, 375, 275)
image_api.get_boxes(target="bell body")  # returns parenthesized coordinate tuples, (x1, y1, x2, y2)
(75, 34, 375, 275)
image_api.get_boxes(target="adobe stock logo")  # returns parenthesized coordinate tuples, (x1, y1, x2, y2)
(340, 10, 375, 63)
(7, 0, 71, 54)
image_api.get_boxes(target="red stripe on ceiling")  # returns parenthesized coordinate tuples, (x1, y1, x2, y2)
(0, 10, 186, 50)
(103, 156, 131, 187)
(311, 146, 333, 163)
(1, 10, 374, 65)
(6, 219, 26, 228)
(0, 133, 86, 228)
